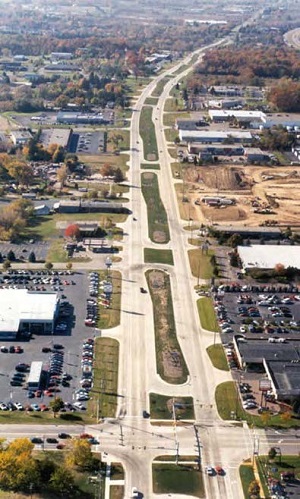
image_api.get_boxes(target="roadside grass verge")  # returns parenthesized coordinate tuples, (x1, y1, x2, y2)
(141, 173, 170, 244)
(107, 129, 130, 152)
(141, 163, 160, 170)
(216, 382, 300, 428)
(97, 270, 122, 329)
(110, 486, 124, 499)
(152, 77, 170, 97)
(163, 112, 190, 127)
(79, 153, 129, 176)
(144, 97, 159, 105)
(164, 128, 178, 143)
(146, 269, 189, 384)
(206, 344, 229, 371)
(153, 463, 204, 497)
(140, 106, 158, 161)
(144, 248, 174, 265)
(150, 394, 194, 419)
(240, 464, 257, 499)
(164, 98, 180, 112)
(89, 337, 119, 419)
(188, 248, 214, 280)
(0, 409, 93, 425)
(197, 297, 219, 332)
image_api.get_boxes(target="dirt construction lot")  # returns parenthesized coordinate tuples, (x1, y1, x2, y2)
(180, 165, 300, 228)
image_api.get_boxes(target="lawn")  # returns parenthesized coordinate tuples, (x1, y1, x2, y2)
(141, 172, 170, 244)
(206, 344, 229, 371)
(89, 337, 119, 419)
(150, 393, 194, 420)
(46, 239, 69, 263)
(164, 128, 178, 143)
(215, 382, 300, 428)
(197, 297, 220, 332)
(163, 112, 190, 127)
(144, 248, 174, 265)
(97, 270, 122, 329)
(188, 248, 214, 280)
(146, 269, 189, 384)
(78, 153, 129, 176)
(139, 106, 158, 161)
(109, 486, 124, 499)
(153, 463, 204, 497)
(140, 163, 160, 170)
(240, 464, 257, 499)
(107, 129, 130, 153)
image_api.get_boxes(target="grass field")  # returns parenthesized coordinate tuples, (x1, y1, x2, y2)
(139, 106, 158, 161)
(164, 128, 178, 143)
(144, 97, 159, 105)
(144, 248, 174, 265)
(153, 463, 204, 497)
(163, 112, 190, 127)
(107, 129, 130, 153)
(109, 486, 124, 499)
(206, 344, 229, 371)
(97, 270, 122, 329)
(141, 173, 170, 244)
(151, 77, 170, 97)
(146, 269, 189, 384)
(188, 248, 214, 280)
(150, 393, 194, 419)
(216, 381, 300, 428)
(78, 153, 129, 176)
(197, 297, 220, 332)
(239, 464, 257, 499)
(141, 163, 160, 170)
(89, 337, 119, 419)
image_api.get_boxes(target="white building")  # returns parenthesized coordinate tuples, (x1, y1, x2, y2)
(238, 245, 300, 271)
(179, 130, 253, 144)
(208, 109, 265, 124)
(0, 289, 59, 339)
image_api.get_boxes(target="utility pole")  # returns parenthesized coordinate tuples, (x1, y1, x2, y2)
(172, 398, 179, 465)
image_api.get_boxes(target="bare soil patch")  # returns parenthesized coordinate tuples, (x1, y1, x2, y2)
(153, 230, 167, 243)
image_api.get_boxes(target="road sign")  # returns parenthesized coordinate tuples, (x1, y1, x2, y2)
(259, 379, 272, 392)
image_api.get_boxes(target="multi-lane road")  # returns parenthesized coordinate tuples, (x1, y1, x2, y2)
(1, 18, 299, 499)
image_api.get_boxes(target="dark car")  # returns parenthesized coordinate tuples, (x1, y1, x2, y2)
(31, 437, 43, 444)
(42, 347, 52, 353)
(58, 432, 71, 439)
(10, 380, 22, 386)
(142, 410, 150, 419)
(53, 344, 64, 350)
(46, 437, 58, 444)
(140, 287, 147, 293)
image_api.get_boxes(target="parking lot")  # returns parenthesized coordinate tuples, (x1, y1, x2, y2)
(70, 131, 106, 155)
(0, 270, 105, 412)
(214, 283, 300, 345)
(0, 241, 50, 262)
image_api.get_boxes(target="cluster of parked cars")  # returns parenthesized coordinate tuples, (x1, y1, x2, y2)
(1, 345, 23, 354)
(85, 298, 98, 327)
(10, 363, 30, 386)
(239, 383, 258, 411)
(217, 284, 300, 294)
(224, 344, 238, 370)
(0, 270, 74, 292)
(88, 272, 99, 298)
(215, 301, 234, 334)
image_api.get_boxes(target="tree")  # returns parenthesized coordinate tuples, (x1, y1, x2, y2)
(45, 262, 53, 271)
(0, 438, 39, 492)
(28, 251, 36, 263)
(48, 466, 76, 497)
(6, 162, 34, 186)
(227, 233, 243, 248)
(66, 262, 73, 271)
(100, 163, 114, 177)
(248, 480, 260, 498)
(65, 224, 81, 240)
(65, 439, 94, 469)
(49, 397, 64, 418)
(268, 447, 277, 460)
(57, 164, 68, 188)
(114, 167, 124, 183)
(3, 260, 11, 271)
(7, 250, 16, 262)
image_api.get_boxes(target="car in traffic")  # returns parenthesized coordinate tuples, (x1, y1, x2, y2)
(205, 466, 214, 476)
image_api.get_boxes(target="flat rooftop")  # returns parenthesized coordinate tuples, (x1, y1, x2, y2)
(267, 361, 300, 395)
(0, 289, 58, 332)
(238, 244, 300, 270)
(237, 338, 300, 364)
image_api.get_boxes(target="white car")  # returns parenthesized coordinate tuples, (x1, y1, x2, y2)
(240, 326, 247, 333)
(205, 466, 214, 476)
(132, 487, 139, 497)
(14, 402, 24, 411)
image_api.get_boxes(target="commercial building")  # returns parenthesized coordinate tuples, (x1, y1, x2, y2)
(56, 112, 110, 125)
(244, 147, 270, 163)
(39, 128, 72, 150)
(11, 130, 32, 145)
(179, 130, 253, 144)
(0, 289, 59, 339)
(208, 109, 265, 125)
(234, 337, 300, 402)
(213, 226, 281, 239)
(238, 244, 300, 270)
(54, 199, 127, 214)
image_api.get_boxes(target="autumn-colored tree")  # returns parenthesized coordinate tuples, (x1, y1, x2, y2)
(6, 162, 34, 186)
(65, 224, 81, 240)
(248, 480, 260, 498)
(100, 163, 114, 177)
(49, 397, 64, 418)
(66, 262, 73, 271)
(45, 261, 53, 270)
(48, 467, 76, 497)
(274, 263, 285, 275)
(114, 167, 125, 183)
(65, 439, 94, 469)
(0, 438, 39, 492)
(57, 164, 68, 188)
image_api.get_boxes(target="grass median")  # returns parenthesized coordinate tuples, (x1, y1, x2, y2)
(188, 248, 214, 280)
(150, 393, 194, 419)
(240, 464, 257, 499)
(139, 106, 158, 161)
(152, 77, 170, 97)
(141, 173, 170, 244)
(197, 297, 219, 332)
(146, 269, 188, 384)
(97, 270, 122, 329)
(206, 344, 229, 371)
(144, 248, 174, 265)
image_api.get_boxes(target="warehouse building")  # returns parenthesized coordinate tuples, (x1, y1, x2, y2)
(0, 289, 59, 339)
(179, 130, 253, 144)
(238, 244, 300, 270)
